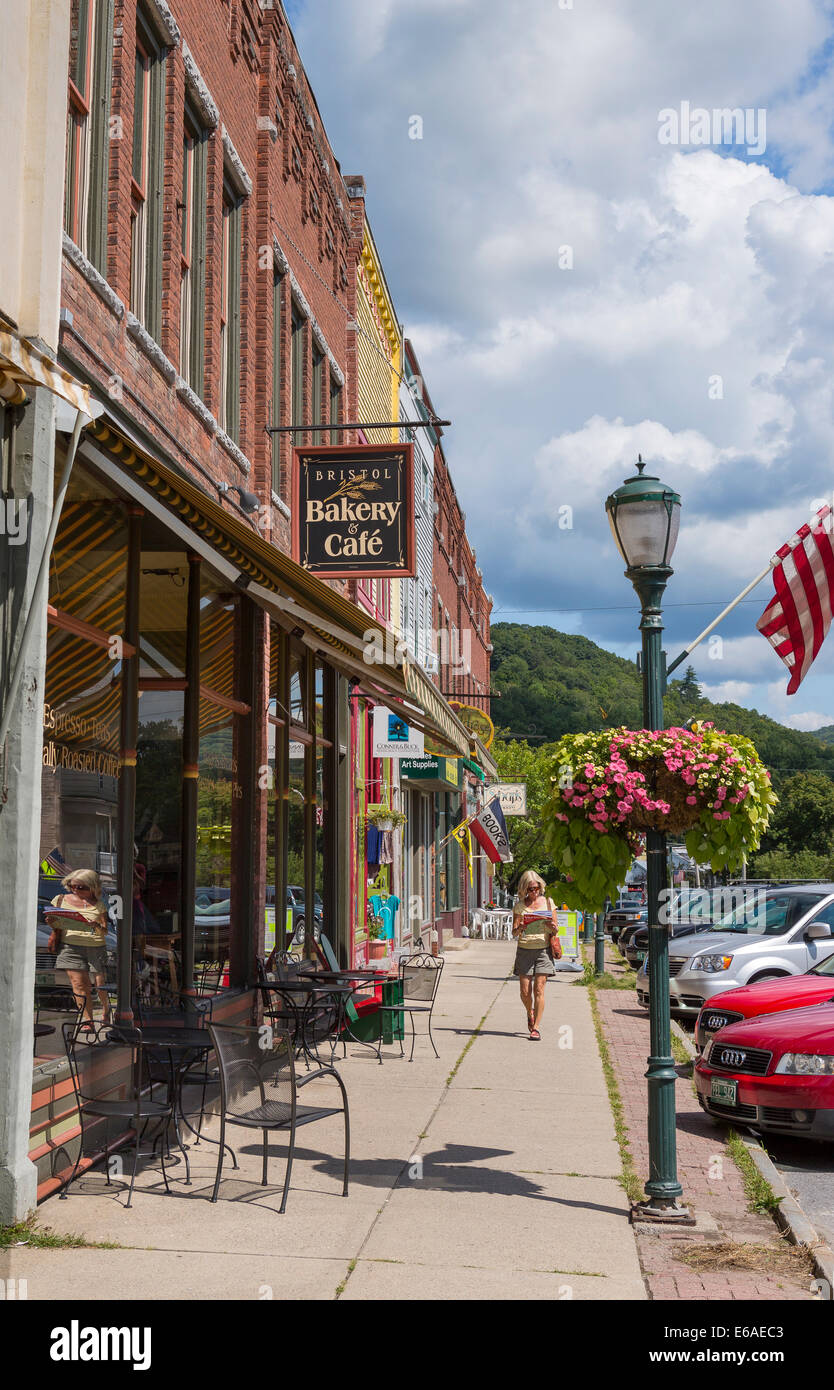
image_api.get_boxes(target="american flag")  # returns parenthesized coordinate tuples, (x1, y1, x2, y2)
(757, 504, 834, 694)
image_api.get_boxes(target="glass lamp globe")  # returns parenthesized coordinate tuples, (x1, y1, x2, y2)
(605, 456, 681, 570)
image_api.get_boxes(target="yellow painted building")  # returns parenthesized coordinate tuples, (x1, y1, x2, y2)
(352, 220, 403, 955)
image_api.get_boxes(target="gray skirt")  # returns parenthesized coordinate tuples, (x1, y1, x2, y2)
(55, 942, 108, 978)
(513, 946, 556, 977)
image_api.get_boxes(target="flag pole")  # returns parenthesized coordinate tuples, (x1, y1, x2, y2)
(665, 562, 774, 677)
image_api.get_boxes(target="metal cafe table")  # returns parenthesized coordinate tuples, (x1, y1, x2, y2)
(257, 977, 358, 1066)
(111, 1022, 221, 1184)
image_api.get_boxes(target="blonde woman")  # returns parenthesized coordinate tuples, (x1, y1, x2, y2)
(45, 869, 110, 1033)
(512, 870, 562, 1040)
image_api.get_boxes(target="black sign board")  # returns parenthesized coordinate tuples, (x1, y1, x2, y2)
(292, 443, 415, 578)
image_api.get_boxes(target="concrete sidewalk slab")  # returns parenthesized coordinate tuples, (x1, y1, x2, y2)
(3, 1245, 351, 1301)
(23, 942, 646, 1300)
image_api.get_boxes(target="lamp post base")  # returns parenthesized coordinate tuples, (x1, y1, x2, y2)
(631, 1199, 695, 1226)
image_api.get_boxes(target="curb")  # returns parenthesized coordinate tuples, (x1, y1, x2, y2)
(670, 1019, 833, 1299)
(743, 1139, 834, 1299)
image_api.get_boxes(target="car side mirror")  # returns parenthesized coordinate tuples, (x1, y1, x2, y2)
(805, 921, 833, 941)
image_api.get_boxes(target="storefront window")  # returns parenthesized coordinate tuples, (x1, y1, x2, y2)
(36, 466, 126, 1056)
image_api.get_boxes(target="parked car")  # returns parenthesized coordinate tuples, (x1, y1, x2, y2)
(694, 951, 834, 1050)
(636, 886, 834, 1017)
(618, 910, 648, 959)
(288, 885, 324, 945)
(694, 1002, 834, 1139)
(605, 895, 644, 942)
(625, 914, 714, 970)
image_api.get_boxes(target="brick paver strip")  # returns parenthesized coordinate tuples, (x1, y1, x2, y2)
(594, 946, 815, 1301)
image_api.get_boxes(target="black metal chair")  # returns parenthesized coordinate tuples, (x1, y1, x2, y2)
(377, 952, 444, 1062)
(134, 991, 234, 1165)
(195, 960, 227, 996)
(207, 1022, 349, 1214)
(60, 1020, 180, 1207)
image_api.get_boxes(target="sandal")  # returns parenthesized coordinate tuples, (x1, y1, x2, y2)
(529, 1028, 541, 1041)
(79, 1021, 96, 1036)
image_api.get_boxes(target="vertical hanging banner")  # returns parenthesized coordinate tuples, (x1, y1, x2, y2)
(292, 443, 415, 578)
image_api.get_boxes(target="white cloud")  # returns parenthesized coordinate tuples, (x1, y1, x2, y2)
(781, 710, 834, 731)
(289, 0, 834, 728)
(698, 680, 755, 703)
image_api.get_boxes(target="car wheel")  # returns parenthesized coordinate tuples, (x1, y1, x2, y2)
(747, 970, 788, 984)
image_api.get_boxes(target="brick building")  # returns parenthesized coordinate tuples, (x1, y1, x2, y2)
(0, 0, 494, 1217)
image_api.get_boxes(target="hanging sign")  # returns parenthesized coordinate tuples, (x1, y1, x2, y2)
(489, 782, 528, 816)
(449, 702, 494, 749)
(372, 706, 424, 758)
(292, 443, 415, 578)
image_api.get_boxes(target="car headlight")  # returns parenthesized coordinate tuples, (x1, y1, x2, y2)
(775, 1053, 834, 1075)
(690, 954, 733, 973)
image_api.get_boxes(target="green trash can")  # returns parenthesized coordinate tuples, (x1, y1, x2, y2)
(381, 978, 404, 1045)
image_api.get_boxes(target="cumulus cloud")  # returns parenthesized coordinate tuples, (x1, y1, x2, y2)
(289, 0, 834, 723)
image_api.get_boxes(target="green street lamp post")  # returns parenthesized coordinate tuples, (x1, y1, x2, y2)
(594, 911, 606, 975)
(605, 456, 691, 1221)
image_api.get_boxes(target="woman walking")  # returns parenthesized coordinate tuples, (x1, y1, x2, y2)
(512, 870, 562, 1040)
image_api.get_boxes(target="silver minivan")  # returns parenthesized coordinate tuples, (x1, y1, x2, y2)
(636, 886, 834, 1016)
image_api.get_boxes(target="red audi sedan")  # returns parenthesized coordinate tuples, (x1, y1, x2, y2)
(694, 1003, 834, 1139)
(695, 952, 834, 1051)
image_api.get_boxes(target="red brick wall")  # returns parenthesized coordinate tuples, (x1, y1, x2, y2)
(59, 0, 358, 570)
(432, 446, 492, 710)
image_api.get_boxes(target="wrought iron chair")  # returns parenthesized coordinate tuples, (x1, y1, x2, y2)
(377, 952, 444, 1062)
(207, 1022, 349, 1214)
(60, 1020, 180, 1207)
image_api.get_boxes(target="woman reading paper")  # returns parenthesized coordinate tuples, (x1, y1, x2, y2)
(45, 869, 110, 1033)
(511, 870, 562, 1040)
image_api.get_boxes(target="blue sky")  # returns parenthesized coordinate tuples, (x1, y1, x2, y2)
(285, 0, 834, 731)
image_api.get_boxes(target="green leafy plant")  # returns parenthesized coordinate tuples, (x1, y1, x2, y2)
(541, 723, 777, 911)
(366, 803, 407, 830)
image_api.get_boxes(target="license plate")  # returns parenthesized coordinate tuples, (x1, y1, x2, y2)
(711, 1077, 737, 1106)
(635, 950, 646, 963)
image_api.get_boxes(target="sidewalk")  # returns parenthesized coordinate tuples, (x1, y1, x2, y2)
(3, 943, 645, 1301)
(595, 942, 816, 1301)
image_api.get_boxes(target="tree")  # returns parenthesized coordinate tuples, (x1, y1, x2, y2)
(758, 772, 834, 859)
(491, 738, 564, 892)
(676, 665, 703, 705)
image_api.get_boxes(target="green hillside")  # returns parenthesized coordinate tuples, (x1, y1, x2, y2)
(490, 622, 834, 788)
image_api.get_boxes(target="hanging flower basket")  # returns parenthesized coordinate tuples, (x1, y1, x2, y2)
(540, 724, 777, 913)
(366, 803, 407, 831)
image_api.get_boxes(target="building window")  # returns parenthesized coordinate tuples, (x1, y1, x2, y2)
(130, 9, 167, 340)
(219, 182, 242, 440)
(65, 0, 113, 272)
(291, 302, 305, 433)
(271, 271, 283, 492)
(329, 377, 342, 445)
(180, 103, 207, 395)
(311, 344, 324, 445)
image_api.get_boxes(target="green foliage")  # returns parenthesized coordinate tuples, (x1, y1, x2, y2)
(491, 623, 834, 790)
(749, 847, 834, 880)
(758, 771, 834, 857)
(491, 737, 564, 887)
(539, 725, 776, 911)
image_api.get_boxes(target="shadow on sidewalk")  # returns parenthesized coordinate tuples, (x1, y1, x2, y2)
(162, 1139, 632, 1217)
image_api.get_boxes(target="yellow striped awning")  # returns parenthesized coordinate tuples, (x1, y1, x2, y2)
(0, 324, 98, 416)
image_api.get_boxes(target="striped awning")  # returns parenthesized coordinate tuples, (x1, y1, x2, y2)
(0, 324, 99, 416)
(403, 660, 472, 759)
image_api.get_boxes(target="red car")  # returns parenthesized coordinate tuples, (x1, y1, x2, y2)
(694, 1003, 834, 1139)
(695, 952, 834, 1051)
